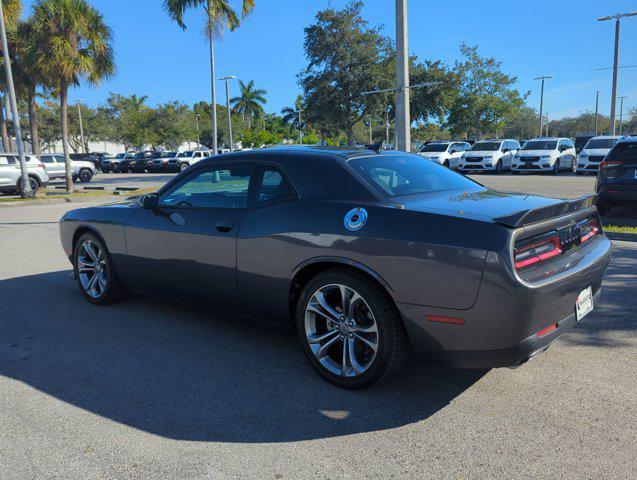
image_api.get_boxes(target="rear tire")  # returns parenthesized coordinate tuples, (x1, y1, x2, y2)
(79, 168, 93, 182)
(18, 176, 39, 195)
(552, 161, 559, 175)
(495, 160, 503, 174)
(296, 268, 409, 389)
(73, 232, 123, 305)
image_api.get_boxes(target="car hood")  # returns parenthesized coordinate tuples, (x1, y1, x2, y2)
(517, 150, 556, 157)
(417, 152, 446, 158)
(580, 148, 610, 156)
(394, 186, 571, 224)
(464, 151, 499, 157)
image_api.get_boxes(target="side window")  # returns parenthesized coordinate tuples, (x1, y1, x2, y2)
(255, 168, 295, 205)
(2, 155, 17, 165)
(41, 155, 54, 163)
(0, 156, 8, 166)
(159, 165, 252, 209)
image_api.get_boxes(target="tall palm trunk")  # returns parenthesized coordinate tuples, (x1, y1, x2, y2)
(27, 85, 40, 156)
(60, 83, 73, 192)
(0, 94, 9, 152)
(207, 2, 218, 155)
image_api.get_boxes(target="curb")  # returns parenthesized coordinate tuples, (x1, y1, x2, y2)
(606, 231, 637, 243)
(0, 196, 127, 207)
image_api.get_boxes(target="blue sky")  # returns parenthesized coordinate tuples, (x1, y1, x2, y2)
(24, 0, 637, 120)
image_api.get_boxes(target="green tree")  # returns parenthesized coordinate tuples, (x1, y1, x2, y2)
(447, 43, 526, 140)
(300, 1, 394, 145)
(163, 0, 254, 153)
(30, 0, 115, 192)
(106, 93, 153, 149)
(502, 106, 538, 140)
(230, 79, 266, 128)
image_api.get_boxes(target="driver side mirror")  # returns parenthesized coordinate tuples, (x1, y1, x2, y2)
(502, 148, 509, 153)
(142, 193, 159, 210)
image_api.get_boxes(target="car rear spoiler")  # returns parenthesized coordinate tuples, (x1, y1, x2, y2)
(493, 194, 598, 228)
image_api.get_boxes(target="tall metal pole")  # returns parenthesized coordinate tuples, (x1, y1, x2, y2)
(207, 1, 218, 154)
(594, 90, 599, 135)
(77, 100, 85, 153)
(219, 76, 235, 151)
(385, 109, 390, 146)
(368, 119, 372, 143)
(195, 114, 200, 148)
(617, 96, 627, 134)
(534, 76, 553, 137)
(395, 0, 410, 151)
(0, 3, 31, 197)
(598, 12, 637, 135)
(610, 19, 620, 134)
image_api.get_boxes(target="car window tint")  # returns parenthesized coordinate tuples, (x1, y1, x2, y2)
(607, 142, 637, 163)
(0, 155, 17, 165)
(256, 169, 294, 204)
(0, 156, 9, 166)
(41, 155, 54, 163)
(160, 166, 252, 209)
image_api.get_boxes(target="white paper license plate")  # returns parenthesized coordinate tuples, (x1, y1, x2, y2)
(576, 286, 594, 321)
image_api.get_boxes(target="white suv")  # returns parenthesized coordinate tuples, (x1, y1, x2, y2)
(512, 138, 576, 174)
(576, 135, 622, 175)
(459, 139, 520, 173)
(0, 153, 49, 195)
(40, 154, 96, 182)
(165, 150, 213, 172)
(416, 141, 471, 169)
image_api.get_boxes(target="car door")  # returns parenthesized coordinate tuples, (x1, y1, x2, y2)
(557, 139, 570, 169)
(0, 155, 19, 187)
(501, 141, 514, 168)
(122, 163, 253, 310)
(448, 143, 463, 168)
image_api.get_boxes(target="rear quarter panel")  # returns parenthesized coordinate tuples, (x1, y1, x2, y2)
(237, 200, 505, 325)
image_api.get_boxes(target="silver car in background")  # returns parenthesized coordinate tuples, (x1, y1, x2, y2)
(40, 154, 96, 182)
(0, 153, 49, 195)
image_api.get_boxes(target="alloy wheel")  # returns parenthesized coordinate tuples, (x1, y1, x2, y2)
(304, 283, 379, 377)
(77, 240, 108, 299)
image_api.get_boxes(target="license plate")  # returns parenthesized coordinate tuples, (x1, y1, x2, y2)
(525, 162, 532, 167)
(576, 286, 594, 321)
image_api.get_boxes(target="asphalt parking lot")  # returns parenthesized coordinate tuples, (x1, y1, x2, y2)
(0, 197, 635, 479)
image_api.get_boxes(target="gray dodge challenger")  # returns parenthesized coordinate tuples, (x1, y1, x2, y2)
(59, 146, 612, 388)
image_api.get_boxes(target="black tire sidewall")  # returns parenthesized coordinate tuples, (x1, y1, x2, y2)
(73, 232, 121, 305)
(79, 169, 93, 182)
(295, 269, 400, 389)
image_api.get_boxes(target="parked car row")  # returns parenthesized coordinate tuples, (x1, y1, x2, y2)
(100, 149, 222, 174)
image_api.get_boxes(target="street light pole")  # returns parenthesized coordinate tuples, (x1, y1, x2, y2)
(385, 109, 390, 146)
(534, 76, 553, 137)
(195, 114, 200, 149)
(298, 104, 303, 144)
(76, 99, 85, 153)
(594, 90, 599, 135)
(617, 96, 628, 134)
(598, 11, 637, 134)
(0, 3, 31, 197)
(395, 0, 410, 151)
(219, 75, 236, 152)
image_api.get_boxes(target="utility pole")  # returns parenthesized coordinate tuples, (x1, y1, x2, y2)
(545, 114, 550, 137)
(367, 118, 372, 143)
(395, 0, 410, 151)
(598, 11, 637, 134)
(0, 3, 31, 197)
(617, 96, 627, 134)
(534, 76, 553, 137)
(594, 91, 600, 135)
(385, 109, 390, 146)
(76, 99, 86, 153)
(219, 75, 236, 151)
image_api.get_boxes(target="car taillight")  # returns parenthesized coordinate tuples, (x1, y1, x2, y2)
(514, 234, 562, 270)
(580, 219, 599, 244)
(38, 163, 45, 169)
(599, 160, 622, 169)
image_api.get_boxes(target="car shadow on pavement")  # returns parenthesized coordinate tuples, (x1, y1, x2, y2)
(0, 270, 485, 443)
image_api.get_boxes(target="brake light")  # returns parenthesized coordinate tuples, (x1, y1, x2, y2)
(599, 160, 622, 168)
(536, 324, 557, 337)
(580, 219, 599, 244)
(38, 163, 46, 169)
(514, 235, 562, 269)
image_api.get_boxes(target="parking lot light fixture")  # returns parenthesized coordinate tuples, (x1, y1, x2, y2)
(597, 12, 637, 134)
(0, 2, 32, 198)
(219, 75, 236, 152)
(594, 91, 600, 135)
(533, 76, 553, 137)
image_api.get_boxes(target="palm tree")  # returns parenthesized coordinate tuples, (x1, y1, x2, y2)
(0, 0, 22, 152)
(281, 95, 304, 143)
(163, 0, 255, 154)
(230, 79, 266, 128)
(13, 19, 48, 155)
(30, 0, 115, 192)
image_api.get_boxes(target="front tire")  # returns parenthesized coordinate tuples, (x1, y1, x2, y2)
(296, 269, 409, 389)
(495, 160, 503, 174)
(78, 168, 93, 182)
(73, 233, 123, 305)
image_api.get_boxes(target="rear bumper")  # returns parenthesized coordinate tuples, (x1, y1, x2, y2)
(397, 235, 612, 368)
(597, 185, 637, 206)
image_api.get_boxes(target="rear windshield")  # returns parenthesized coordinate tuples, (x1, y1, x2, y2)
(585, 138, 618, 150)
(607, 142, 637, 163)
(471, 141, 501, 151)
(349, 154, 479, 198)
(523, 140, 557, 150)
(419, 143, 449, 152)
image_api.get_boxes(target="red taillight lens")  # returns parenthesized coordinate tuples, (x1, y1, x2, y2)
(514, 235, 562, 270)
(580, 219, 599, 244)
(599, 160, 622, 169)
(536, 324, 557, 337)
(39, 163, 46, 169)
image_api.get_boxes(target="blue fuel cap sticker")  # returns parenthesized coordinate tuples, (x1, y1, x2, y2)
(344, 207, 368, 231)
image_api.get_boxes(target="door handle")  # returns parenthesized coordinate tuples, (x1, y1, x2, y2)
(216, 221, 234, 232)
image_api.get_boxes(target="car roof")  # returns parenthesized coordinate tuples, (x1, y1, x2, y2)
(617, 135, 637, 144)
(590, 135, 623, 140)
